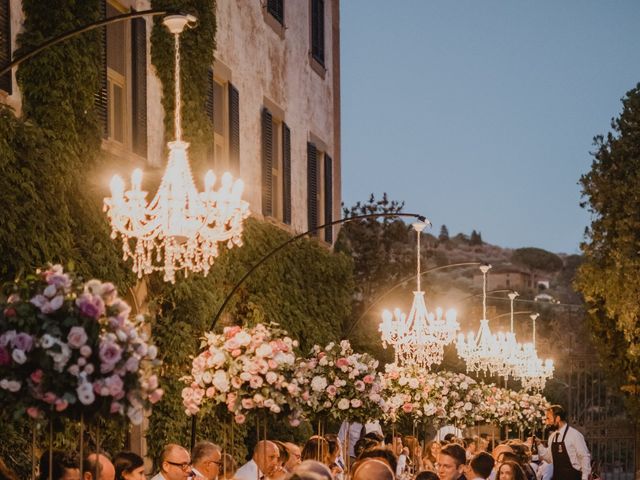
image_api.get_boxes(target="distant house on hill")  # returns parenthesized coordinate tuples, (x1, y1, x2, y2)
(473, 266, 533, 291)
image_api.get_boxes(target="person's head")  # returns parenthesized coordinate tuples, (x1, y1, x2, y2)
(300, 436, 331, 465)
(291, 460, 332, 480)
(352, 459, 394, 480)
(39, 450, 80, 480)
(415, 472, 439, 480)
(218, 453, 236, 480)
(354, 437, 377, 458)
(545, 404, 567, 429)
(357, 447, 397, 474)
(491, 444, 514, 463)
(113, 452, 144, 480)
(323, 434, 341, 462)
(83, 453, 115, 480)
(403, 436, 420, 461)
(364, 431, 384, 444)
(424, 441, 442, 462)
(436, 444, 466, 480)
(478, 436, 490, 452)
(273, 441, 289, 468)
(497, 461, 527, 480)
(253, 440, 280, 476)
(469, 452, 494, 479)
(191, 441, 222, 480)
(284, 443, 302, 471)
(443, 434, 455, 444)
(463, 438, 477, 453)
(158, 444, 191, 480)
(505, 441, 531, 465)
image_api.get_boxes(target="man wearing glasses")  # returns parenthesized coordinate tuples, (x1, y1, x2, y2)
(151, 444, 192, 480)
(190, 442, 223, 480)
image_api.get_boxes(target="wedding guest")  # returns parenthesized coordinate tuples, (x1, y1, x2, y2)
(352, 458, 394, 480)
(38, 450, 80, 480)
(469, 452, 494, 480)
(423, 441, 441, 472)
(404, 435, 423, 472)
(357, 446, 398, 474)
(384, 433, 403, 456)
(464, 438, 478, 461)
(113, 452, 145, 480)
(301, 436, 331, 466)
(190, 441, 222, 480)
(497, 461, 526, 480)
(83, 453, 116, 480)
(283, 443, 302, 472)
(218, 453, 237, 480)
(505, 442, 535, 480)
(273, 441, 291, 473)
(415, 471, 439, 480)
(436, 443, 467, 480)
(324, 434, 344, 479)
(235, 440, 284, 480)
(353, 437, 377, 459)
(151, 444, 191, 480)
(290, 460, 332, 480)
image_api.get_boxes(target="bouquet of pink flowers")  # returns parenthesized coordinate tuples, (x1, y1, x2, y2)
(296, 340, 385, 423)
(182, 323, 303, 425)
(0, 265, 163, 424)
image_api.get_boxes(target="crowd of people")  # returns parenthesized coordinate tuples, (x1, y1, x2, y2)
(0, 404, 591, 480)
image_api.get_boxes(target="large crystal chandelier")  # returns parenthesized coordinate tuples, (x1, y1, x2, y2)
(104, 15, 249, 283)
(516, 314, 554, 391)
(493, 291, 524, 379)
(456, 264, 504, 375)
(379, 221, 458, 369)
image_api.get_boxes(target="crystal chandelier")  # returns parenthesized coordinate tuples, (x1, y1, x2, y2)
(493, 291, 523, 379)
(456, 264, 504, 375)
(516, 314, 554, 391)
(379, 221, 458, 369)
(104, 15, 250, 283)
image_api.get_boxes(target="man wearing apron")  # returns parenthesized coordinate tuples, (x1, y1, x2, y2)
(537, 404, 591, 480)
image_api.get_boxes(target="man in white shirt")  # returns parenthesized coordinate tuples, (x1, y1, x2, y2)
(337, 420, 383, 459)
(234, 440, 283, 480)
(536, 404, 591, 480)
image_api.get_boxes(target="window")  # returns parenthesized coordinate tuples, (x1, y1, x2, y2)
(307, 142, 333, 241)
(310, 0, 325, 65)
(267, 0, 284, 25)
(0, 0, 12, 94)
(206, 69, 240, 177)
(106, 2, 128, 145)
(262, 107, 291, 224)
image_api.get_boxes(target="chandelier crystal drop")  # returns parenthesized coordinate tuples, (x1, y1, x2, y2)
(104, 15, 249, 283)
(379, 221, 458, 369)
(494, 291, 523, 379)
(516, 313, 554, 391)
(456, 264, 504, 375)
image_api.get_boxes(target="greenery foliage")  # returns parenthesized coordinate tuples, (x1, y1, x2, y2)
(576, 83, 640, 417)
(511, 247, 563, 272)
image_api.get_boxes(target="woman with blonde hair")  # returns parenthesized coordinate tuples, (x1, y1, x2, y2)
(403, 435, 423, 474)
(422, 440, 441, 472)
(301, 436, 332, 467)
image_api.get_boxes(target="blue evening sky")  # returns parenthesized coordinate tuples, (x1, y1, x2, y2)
(340, 1, 640, 254)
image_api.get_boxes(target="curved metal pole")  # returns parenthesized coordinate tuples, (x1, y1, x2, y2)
(208, 212, 427, 331)
(489, 310, 534, 323)
(345, 261, 483, 337)
(0, 9, 173, 77)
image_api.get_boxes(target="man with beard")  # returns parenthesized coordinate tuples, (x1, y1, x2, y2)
(536, 404, 590, 480)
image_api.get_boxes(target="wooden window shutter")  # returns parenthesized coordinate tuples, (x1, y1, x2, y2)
(228, 82, 240, 178)
(311, 0, 325, 65)
(307, 142, 318, 235)
(95, 0, 108, 138)
(131, 16, 147, 158)
(0, 0, 11, 94)
(205, 67, 214, 125)
(324, 154, 333, 242)
(282, 123, 292, 225)
(267, 0, 284, 25)
(261, 108, 273, 217)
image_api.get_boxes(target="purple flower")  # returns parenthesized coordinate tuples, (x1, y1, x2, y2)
(105, 374, 124, 396)
(99, 341, 122, 373)
(0, 346, 10, 366)
(11, 333, 34, 353)
(0, 331, 16, 348)
(76, 293, 105, 320)
(67, 326, 88, 348)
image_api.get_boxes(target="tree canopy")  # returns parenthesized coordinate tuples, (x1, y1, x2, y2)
(576, 83, 640, 416)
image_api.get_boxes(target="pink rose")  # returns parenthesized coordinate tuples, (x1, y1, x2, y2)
(67, 326, 88, 348)
(355, 380, 366, 391)
(326, 385, 337, 397)
(105, 375, 124, 396)
(99, 341, 122, 373)
(336, 357, 349, 368)
(224, 326, 241, 339)
(231, 349, 242, 357)
(206, 387, 216, 398)
(80, 345, 92, 357)
(241, 398, 255, 409)
(149, 389, 164, 404)
(363, 375, 375, 384)
(402, 403, 414, 413)
(234, 413, 246, 424)
(110, 401, 123, 414)
(55, 399, 69, 412)
(43, 392, 57, 404)
(27, 407, 42, 419)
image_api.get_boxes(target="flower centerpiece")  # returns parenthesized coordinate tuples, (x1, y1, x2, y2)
(296, 340, 385, 423)
(0, 265, 163, 424)
(380, 363, 436, 422)
(182, 323, 303, 425)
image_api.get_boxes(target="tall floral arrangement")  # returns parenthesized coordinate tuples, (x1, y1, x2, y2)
(296, 340, 385, 423)
(182, 323, 303, 425)
(0, 265, 163, 424)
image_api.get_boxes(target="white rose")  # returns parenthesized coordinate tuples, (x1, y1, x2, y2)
(6, 380, 21, 392)
(351, 398, 362, 408)
(202, 372, 213, 384)
(408, 378, 419, 389)
(256, 343, 273, 357)
(311, 376, 328, 392)
(266, 371, 278, 385)
(77, 382, 95, 405)
(40, 334, 55, 349)
(337, 398, 350, 410)
(127, 406, 144, 425)
(319, 357, 329, 366)
(235, 331, 252, 347)
(270, 404, 281, 413)
(11, 349, 26, 364)
(212, 370, 230, 393)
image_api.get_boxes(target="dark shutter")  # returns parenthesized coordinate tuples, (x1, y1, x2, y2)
(282, 123, 291, 225)
(0, 0, 11, 94)
(205, 67, 214, 125)
(95, 0, 108, 138)
(229, 82, 240, 178)
(131, 17, 147, 157)
(307, 142, 318, 235)
(261, 108, 273, 217)
(311, 0, 325, 65)
(267, 0, 284, 24)
(324, 154, 333, 242)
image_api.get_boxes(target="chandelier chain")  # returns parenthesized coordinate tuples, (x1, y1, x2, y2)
(174, 32, 182, 141)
